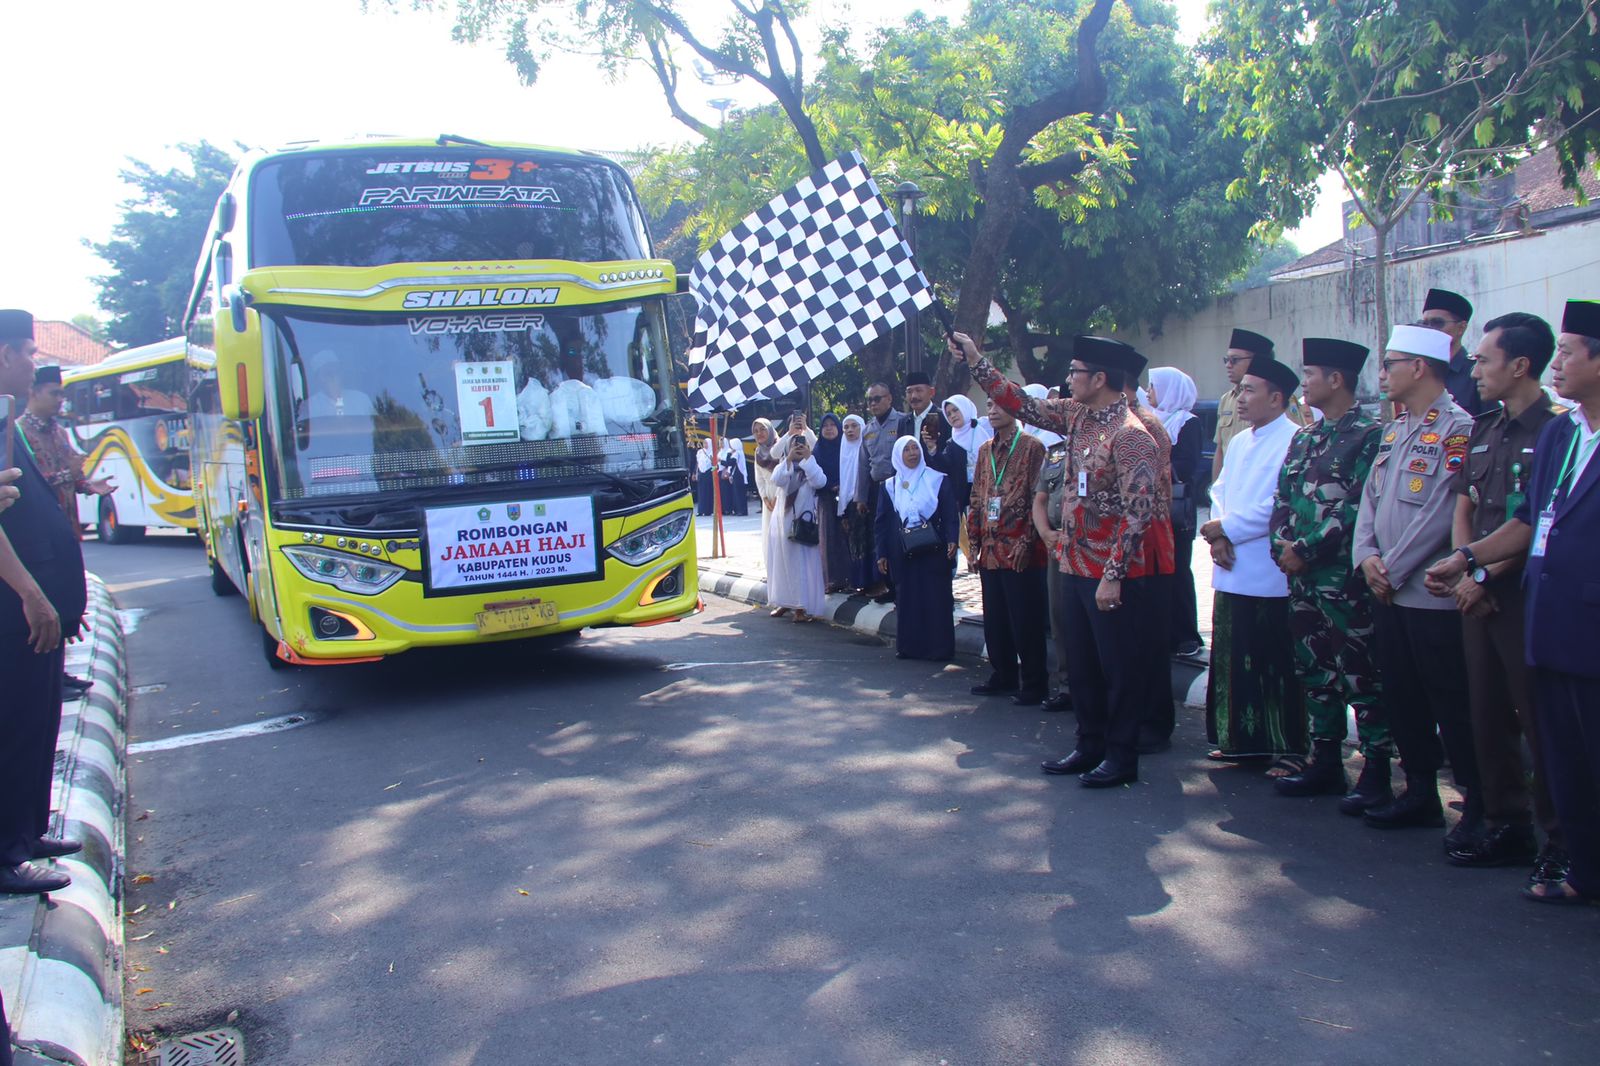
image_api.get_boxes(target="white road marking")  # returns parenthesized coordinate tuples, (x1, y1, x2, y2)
(129, 713, 316, 754)
(661, 658, 832, 672)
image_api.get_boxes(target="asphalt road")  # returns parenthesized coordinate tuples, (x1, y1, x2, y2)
(94, 534, 1598, 1066)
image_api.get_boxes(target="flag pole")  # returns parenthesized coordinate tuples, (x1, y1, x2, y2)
(709, 413, 725, 559)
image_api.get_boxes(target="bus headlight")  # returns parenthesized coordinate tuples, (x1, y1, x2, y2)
(282, 545, 406, 595)
(607, 511, 692, 567)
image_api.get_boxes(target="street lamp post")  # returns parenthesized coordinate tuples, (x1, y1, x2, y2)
(894, 180, 927, 376)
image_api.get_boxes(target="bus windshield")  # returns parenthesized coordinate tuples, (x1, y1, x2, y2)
(261, 302, 681, 501)
(250, 149, 650, 267)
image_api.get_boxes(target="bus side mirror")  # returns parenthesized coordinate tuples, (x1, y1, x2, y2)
(216, 285, 263, 421)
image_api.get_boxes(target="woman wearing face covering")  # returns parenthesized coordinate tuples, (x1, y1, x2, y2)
(1149, 367, 1205, 657)
(875, 435, 960, 659)
(767, 427, 827, 621)
(719, 436, 749, 516)
(813, 414, 851, 592)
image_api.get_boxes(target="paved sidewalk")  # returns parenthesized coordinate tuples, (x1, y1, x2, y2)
(2, 576, 128, 1066)
(695, 512, 1217, 704)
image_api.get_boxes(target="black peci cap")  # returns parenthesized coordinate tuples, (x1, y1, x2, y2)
(1561, 299, 1600, 340)
(33, 365, 62, 387)
(1074, 336, 1148, 376)
(905, 370, 932, 387)
(1424, 288, 1473, 322)
(0, 309, 34, 342)
(1228, 328, 1274, 357)
(1244, 355, 1300, 397)
(1301, 337, 1368, 377)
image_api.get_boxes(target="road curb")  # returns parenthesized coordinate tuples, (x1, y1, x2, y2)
(699, 563, 1205, 702)
(3, 575, 126, 1066)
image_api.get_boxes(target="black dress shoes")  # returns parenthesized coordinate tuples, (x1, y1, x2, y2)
(971, 678, 1019, 696)
(1011, 689, 1047, 707)
(1448, 824, 1538, 868)
(1338, 758, 1393, 817)
(1364, 789, 1445, 829)
(0, 861, 71, 895)
(1274, 758, 1348, 797)
(1041, 692, 1073, 713)
(32, 835, 83, 859)
(1079, 760, 1138, 788)
(1442, 814, 1488, 852)
(62, 673, 93, 693)
(1042, 749, 1103, 775)
(1531, 846, 1572, 885)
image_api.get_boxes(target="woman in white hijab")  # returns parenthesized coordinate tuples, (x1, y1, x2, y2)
(1148, 366, 1205, 657)
(718, 435, 749, 516)
(750, 418, 781, 572)
(695, 438, 717, 516)
(1020, 383, 1065, 447)
(942, 395, 991, 483)
(766, 430, 828, 621)
(874, 435, 960, 659)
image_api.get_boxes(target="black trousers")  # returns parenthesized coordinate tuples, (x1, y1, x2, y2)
(1532, 669, 1600, 897)
(978, 567, 1048, 693)
(1170, 527, 1201, 648)
(1063, 574, 1148, 762)
(1144, 571, 1175, 741)
(1371, 602, 1478, 792)
(0, 638, 65, 866)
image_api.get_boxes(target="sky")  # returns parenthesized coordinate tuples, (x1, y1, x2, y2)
(0, 0, 1343, 326)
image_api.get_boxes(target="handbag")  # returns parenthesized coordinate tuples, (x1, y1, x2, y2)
(787, 508, 820, 545)
(899, 520, 941, 557)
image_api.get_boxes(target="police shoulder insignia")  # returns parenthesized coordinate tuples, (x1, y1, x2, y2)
(1420, 431, 1440, 444)
(1408, 476, 1425, 493)
(1423, 409, 1441, 425)
(1384, 430, 1397, 443)
(1443, 433, 1470, 449)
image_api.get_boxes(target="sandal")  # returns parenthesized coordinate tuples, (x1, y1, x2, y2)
(769, 607, 791, 618)
(1265, 755, 1310, 780)
(1522, 880, 1599, 906)
(791, 611, 813, 623)
(1206, 750, 1267, 763)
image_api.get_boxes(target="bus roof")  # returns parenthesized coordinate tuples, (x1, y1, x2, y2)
(240, 134, 626, 172)
(62, 337, 191, 383)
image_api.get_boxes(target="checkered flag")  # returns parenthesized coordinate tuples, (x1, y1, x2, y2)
(684, 151, 935, 412)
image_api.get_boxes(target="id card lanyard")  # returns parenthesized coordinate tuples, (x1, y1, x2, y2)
(1531, 425, 1600, 557)
(985, 430, 1023, 523)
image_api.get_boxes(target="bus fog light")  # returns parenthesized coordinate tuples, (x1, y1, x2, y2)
(607, 512, 691, 566)
(283, 545, 405, 595)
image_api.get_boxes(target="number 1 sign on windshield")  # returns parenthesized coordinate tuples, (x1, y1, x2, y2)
(454, 361, 519, 445)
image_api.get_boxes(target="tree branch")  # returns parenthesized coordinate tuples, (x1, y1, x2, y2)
(643, 33, 716, 140)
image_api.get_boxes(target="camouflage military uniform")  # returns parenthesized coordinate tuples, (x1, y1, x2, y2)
(1269, 407, 1391, 757)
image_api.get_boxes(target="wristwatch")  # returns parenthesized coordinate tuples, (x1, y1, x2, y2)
(1471, 566, 1490, 585)
(1456, 545, 1479, 571)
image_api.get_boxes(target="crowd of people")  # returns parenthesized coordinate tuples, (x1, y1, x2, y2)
(741, 289, 1600, 910)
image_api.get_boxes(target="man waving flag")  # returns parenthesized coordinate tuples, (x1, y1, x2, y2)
(685, 151, 935, 412)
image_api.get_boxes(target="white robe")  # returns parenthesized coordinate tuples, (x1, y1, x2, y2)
(766, 455, 827, 615)
(1211, 414, 1298, 598)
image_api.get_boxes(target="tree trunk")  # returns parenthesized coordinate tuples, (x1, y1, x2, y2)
(1372, 223, 1390, 356)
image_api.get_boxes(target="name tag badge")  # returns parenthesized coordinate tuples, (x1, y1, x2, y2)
(1077, 471, 1088, 497)
(1470, 444, 1491, 454)
(986, 495, 1002, 523)
(1531, 509, 1554, 557)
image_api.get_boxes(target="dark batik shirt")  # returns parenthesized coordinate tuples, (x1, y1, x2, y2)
(967, 425, 1047, 571)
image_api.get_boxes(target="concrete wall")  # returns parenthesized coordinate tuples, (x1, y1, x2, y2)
(1117, 217, 1600, 401)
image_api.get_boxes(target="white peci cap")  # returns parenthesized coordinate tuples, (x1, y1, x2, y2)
(1385, 324, 1452, 363)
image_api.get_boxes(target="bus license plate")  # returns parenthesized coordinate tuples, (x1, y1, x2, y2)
(476, 602, 559, 635)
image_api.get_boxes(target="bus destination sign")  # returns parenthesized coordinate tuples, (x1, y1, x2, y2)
(425, 496, 598, 592)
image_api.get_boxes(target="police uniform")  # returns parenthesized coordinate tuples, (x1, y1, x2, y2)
(1351, 335, 1479, 826)
(1270, 339, 1391, 799)
(1, 423, 88, 870)
(1036, 441, 1070, 698)
(1456, 393, 1564, 851)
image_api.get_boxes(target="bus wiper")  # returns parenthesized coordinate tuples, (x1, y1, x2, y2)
(542, 457, 655, 502)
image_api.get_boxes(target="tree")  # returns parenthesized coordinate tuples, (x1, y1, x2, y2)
(1228, 237, 1302, 294)
(1203, 0, 1600, 349)
(89, 141, 237, 347)
(390, 0, 1138, 395)
(69, 313, 109, 344)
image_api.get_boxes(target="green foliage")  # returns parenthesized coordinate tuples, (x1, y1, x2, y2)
(89, 142, 237, 348)
(1228, 237, 1303, 293)
(69, 314, 108, 343)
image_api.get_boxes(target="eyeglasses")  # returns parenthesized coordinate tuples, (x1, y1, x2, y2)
(1379, 357, 1420, 372)
(866, 393, 889, 403)
(1221, 356, 1250, 367)
(1420, 316, 1457, 329)
(1067, 366, 1094, 377)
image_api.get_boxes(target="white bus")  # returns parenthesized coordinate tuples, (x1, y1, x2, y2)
(62, 338, 200, 542)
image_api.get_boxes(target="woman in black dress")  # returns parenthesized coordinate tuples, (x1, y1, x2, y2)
(874, 435, 961, 660)
(1150, 367, 1205, 657)
(718, 437, 749, 516)
(812, 414, 853, 592)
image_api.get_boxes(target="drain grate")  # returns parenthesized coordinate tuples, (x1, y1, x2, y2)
(157, 1028, 244, 1066)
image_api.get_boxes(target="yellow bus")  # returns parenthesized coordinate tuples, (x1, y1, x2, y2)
(185, 136, 699, 667)
(62, 338, 200, 541)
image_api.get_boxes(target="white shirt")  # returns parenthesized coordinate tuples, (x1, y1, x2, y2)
(1211, 413, 1299, 598)
(1568, 407, 1600, 490)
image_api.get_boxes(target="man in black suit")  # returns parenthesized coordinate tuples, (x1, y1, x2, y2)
(1429, 299, 1600, 906)
(0, 309, 86, 895)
